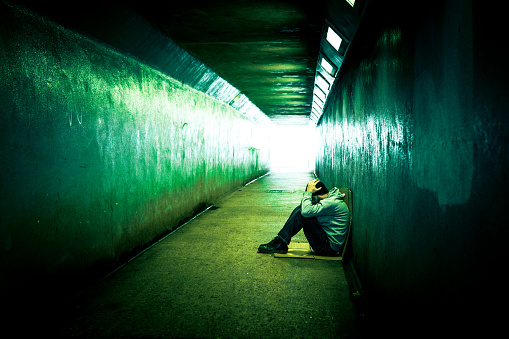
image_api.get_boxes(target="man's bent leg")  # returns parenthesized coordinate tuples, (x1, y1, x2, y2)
(277, 205, 305, 245)
(302, 217, 338, 256)
(258, 205, 303, 254)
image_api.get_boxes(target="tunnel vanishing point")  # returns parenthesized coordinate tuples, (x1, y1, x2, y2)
(1, 0, 508, 337)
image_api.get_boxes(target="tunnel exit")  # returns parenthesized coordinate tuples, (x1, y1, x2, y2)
(269, 125, 317, 172)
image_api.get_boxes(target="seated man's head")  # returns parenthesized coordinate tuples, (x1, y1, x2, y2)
(312, 181, 329, 200)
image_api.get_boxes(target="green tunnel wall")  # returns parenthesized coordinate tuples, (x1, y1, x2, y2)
(0, 5, 270, 300)
(316, 0, 508, 333)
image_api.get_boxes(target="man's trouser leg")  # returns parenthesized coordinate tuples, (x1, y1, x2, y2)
(277, 205, 336, 255)
(302, 218, 338, 256)
(277, 205, 304, 244)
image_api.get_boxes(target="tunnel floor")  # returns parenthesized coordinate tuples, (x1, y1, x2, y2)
(53, 171, 362, 338)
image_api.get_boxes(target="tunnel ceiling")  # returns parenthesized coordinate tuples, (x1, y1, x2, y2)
(129, 0, 326, 126)
(10, 0, 364, 126)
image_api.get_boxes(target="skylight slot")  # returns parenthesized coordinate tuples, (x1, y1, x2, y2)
(320, 58, 335, 76)
(311, 108, 321, 121)
(326, 27, 342, 51)
(315, 88, 327, 102)
(315, 74, 330, 93)
(346, 0, 355, 7)
(313, 97, 324, 109)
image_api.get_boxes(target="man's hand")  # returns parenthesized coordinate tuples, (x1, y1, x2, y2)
(306, 179, 320, 193)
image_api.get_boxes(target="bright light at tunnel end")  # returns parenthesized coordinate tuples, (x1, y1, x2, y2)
(269, 125, 317, 172)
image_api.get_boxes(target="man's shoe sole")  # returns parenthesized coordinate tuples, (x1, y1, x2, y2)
(257, 248, 288, 254)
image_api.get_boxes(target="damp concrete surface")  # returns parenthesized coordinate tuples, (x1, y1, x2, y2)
(47, 171, 362, 338)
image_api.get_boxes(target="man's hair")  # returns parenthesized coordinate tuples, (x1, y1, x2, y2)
(312, 181, 329, 196)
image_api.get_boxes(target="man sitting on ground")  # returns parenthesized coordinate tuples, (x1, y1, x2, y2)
(258, 179, 350, 256)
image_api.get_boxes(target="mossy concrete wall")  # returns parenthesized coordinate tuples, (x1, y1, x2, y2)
(0, 4, 269, 301)
(316, 0, 508, 334)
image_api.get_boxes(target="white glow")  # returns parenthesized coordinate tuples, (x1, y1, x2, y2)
(326, 27, 342, 51)
(321, 58, 334, 75)
(270, 125, 317, 172)
(311, 110, 321, 121)
(312, 106, 321, 117)
(346, 0, 355, 7)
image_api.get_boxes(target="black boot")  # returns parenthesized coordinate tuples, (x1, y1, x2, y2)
(258, 237, 288, 254)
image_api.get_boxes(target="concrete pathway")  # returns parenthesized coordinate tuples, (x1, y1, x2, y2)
(55, 171, 362, 338)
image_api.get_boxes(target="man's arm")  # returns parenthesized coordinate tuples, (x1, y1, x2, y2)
(305, 179, 320, 194)
(301, 180, 326, 217)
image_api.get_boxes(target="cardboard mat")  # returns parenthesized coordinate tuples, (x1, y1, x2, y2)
(273, 241, 343, 261)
